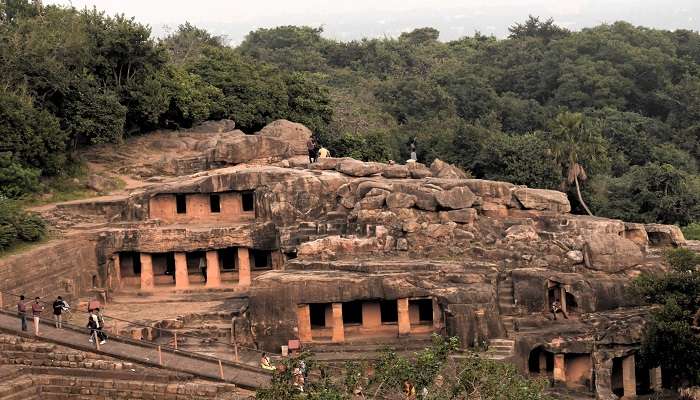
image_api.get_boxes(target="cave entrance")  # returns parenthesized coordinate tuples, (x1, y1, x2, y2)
(611, 357, 624, 397)
(565, 292, 578, 315)
(342, 301, 363, 326)
(565, 353, 592, 390)
(119, 252, 141, 278)
(380, 300, 398, 324)
(310, 303, 330, 328)
(528, 346, 553, 376)
(409, 299, 434, 325)
(635, 357, 652, 395)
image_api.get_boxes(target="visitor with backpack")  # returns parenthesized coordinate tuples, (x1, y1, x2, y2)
(52, 296, 68, 329)
(87, 309, 107, 345)
(306, 137, 317, 163)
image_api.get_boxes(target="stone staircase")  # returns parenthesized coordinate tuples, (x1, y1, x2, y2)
(0, 366, 39, 400)
(482, 338, 515, 360)
(498, 274, 516, 336)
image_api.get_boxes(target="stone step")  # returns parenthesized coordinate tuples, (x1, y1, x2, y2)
(489, 339, 515, 345)
(0, 377, 36, 399)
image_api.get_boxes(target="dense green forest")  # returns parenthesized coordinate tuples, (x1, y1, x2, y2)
(1, 0, 700, 249)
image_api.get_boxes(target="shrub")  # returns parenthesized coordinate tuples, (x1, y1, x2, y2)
(682, 223, 700, 240)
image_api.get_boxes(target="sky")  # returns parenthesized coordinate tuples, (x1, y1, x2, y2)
(44, 0, 700, 44)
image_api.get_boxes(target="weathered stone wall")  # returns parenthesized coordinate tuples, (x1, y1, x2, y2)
(0, 238, 98, 306)
(148, 192, 254, 224)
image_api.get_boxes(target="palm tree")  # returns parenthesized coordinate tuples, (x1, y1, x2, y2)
(549, 112, 606, 216)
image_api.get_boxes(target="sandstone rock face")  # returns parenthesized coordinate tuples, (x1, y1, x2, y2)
(444, 208, 477, 224)
(513, 187, 571, 213)
(430, 158, 469, 179)
(386, 193, 417, 209)
(188, 119, 236, 133)
(407, 162, 432, 179)
(258, 119, 312, 154)
(337, 159, 387, 177)
(645, 223, 686, 246)
(434, 186, 477, 210)
(311, 157, 344, 170)
(583, 234, 644, 272)
(297, 236, 378, 259)
(505, 225, 539, 241)
(382, 164, 410, 179)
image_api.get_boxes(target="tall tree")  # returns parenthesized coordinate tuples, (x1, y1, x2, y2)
(548, 112, 608, 215)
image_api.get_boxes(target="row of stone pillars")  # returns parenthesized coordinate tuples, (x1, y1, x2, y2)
(116, 248, 252, 290)
(297, 298, 439, 343)
(549, 353, 662, 398)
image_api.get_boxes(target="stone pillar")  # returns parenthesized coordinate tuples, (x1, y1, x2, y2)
(113, 255, 121, 289)
(205, 251, 221, 288)
(560, 286, 567, 314)
(139, 253, 154, 291)
(174, 252, 189, 289)
(539, 352, 548, 374)
(297, 304, 312, 342)
(649, 367, 662, 392)
(362, 302, 381, 329)
(432, 299, 443, 331)
(398, 298, 411, 336)
(622, 354, 636, 398)
(237, 247, 251, 287)
(331, 303, 344, 343)
(553, 354, 566, 383)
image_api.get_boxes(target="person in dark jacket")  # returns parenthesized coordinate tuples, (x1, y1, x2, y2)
(17, 295, 27, 331)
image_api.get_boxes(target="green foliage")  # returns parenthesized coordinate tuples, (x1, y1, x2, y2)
(474, 132, 560, 189)
(589, 163, 700, 225)
(0, 199, 46, 251)
(0, 153, 41, 199)
(631, 249, 700, 385)
(682, 223, 700, 240)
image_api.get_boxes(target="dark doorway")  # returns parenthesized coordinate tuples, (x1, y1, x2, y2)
(119, 252, 141, 276)
(528, 346, 553, 374)
(218, 248, 237, 271)
(210, 194, 221, 213)
(380, 300, 398, 323)
(565, 292, 578, 314)
(342, 301, 363, 325)
(251, 249, 271, 270)
(612, 357, 624, 397)
(415, 299, 433, 322)
(636, 358, 652, 395)
(176, 194, 187, 214)
(310, 303, 328, 328)
(242, 191, 255, 212)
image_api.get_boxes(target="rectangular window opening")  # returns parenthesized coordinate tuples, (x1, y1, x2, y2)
(310, 303, 328, 328)
(242, 191, 255, 212)
(380, 300, 398, 324)
(342, 301, 363, 325)
(210, 194, 221, 213)
(176, 194, 187, 214)
(218, 248, 237, 271)
(251, 249, 272, 270)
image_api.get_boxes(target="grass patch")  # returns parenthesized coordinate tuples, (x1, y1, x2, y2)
(0, 236, 50, 260)
(25, 161, 94, 207)
(682, 223, 700, 241)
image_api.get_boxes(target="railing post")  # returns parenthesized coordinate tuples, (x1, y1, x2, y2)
(173, 332, 178, 350)
(234, 342, 239, 362)
(158, 345, 163, 366)
(94, 332, 100, 351)
(218, 360, 224, 380)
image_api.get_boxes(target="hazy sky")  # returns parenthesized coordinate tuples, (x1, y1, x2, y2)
(44, 0, 700, 43)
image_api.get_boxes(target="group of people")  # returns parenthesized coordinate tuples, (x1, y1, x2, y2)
(16, 295, 107, 345)
(260, 353, 308, 392)
(306, 137, 330, 163)
(306, 136, 418, 164)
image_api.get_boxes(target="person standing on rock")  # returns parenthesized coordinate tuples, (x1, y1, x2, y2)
(409, 138, 417, 161)
(52, 296, 68, 329)
(17, 295, 27, 332)
(31, 297, 44, 336)
(307, 137, 317, 163)
(318, 147, 330, 159)
(199, 255, 207, 283)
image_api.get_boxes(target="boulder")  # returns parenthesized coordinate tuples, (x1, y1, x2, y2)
(445, 208, 477, 224)
(386, 193, 417, 209)
(356, 181, 393, 198)
(513, 188, 571, 213)
(434, 186, 477, 210)
(566, 250, 584, 264)
(407, 162, 432, 179)
(297, 236, 378, 258)
(359, 195, 386, 210)
(311, 157, 344, 170)
(430, 158, 468, 179)
(382, 164, 410, 179)
(464, 179, 514, 204)
(258, 119, 312, 154)
(645, 223, 686, 247)
(188, 119, 236, 133)
(583, 234, 644, 273)
(337, 159, 387, 177)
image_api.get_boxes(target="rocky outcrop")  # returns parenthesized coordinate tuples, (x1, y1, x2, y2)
(513, 187, 571, 213)
(430, 158, 469, 179)
(434, 186, 477, 210)
(583, 234, 644, 272)
(337, 159, 387, 177)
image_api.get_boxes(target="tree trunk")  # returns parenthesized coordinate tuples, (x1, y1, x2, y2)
(574, 174, 594, 216)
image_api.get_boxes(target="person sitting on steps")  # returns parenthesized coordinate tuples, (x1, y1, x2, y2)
(551, 300, 568, 320)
